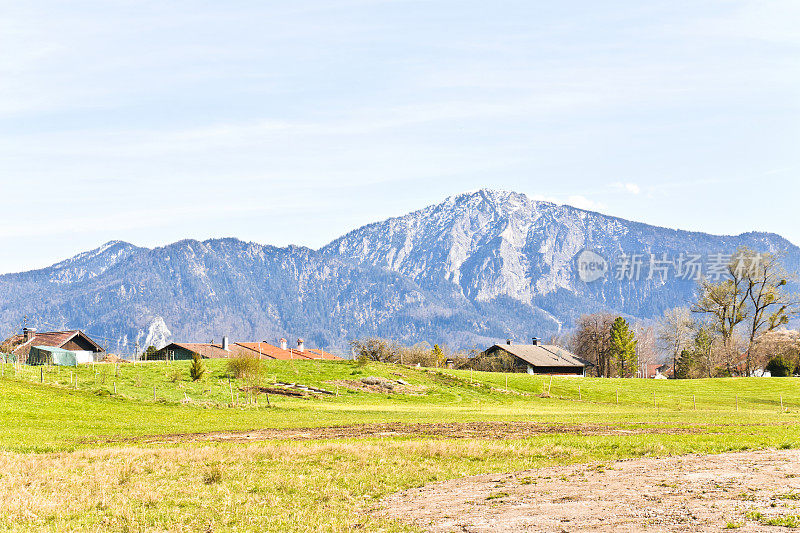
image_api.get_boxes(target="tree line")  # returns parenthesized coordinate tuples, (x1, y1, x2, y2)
(573, 248, 799, 378)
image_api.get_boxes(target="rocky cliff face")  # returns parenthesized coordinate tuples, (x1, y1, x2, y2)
(1, 190, 797, 354)
(325, 189, 799, 331)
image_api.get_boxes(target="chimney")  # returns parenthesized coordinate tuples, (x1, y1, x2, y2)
(506, 339, 512, 345)
(297, 338, 305, 353)
(531, 337, 540, 346)
(279, 338, 288, 350)
(23, 327, 36, 342)
(222, 336, 229, 352)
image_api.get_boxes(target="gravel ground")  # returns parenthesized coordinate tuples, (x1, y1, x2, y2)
(379, 449, 800, 532)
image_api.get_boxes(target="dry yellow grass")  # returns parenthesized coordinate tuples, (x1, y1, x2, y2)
(0, 427, 791, 533)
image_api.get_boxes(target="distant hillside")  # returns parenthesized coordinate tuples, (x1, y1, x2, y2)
(2, 189, 798, 354)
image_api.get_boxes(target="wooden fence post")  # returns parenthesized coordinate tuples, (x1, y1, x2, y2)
(693, 394, 696, 410)
(616, 388, 619, 404)
(781, 395, 784, 411)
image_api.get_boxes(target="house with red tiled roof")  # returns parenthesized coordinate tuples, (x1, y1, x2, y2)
(148, 336, 342, 361)
(644, 363, 671, 379)
(0, 328, 105, 364)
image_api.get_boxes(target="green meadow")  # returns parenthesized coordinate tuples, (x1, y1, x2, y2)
(1, 359, 799, 531)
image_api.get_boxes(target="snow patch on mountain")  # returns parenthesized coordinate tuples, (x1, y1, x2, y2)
(48, 241, 139, 284)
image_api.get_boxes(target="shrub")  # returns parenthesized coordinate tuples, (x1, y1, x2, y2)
(202, 465, 223, 484)
(189, 354, 206, 381)
(766, 355, 795, 377)
(167, 367, 183, 382)
(226, 352, 262, 382)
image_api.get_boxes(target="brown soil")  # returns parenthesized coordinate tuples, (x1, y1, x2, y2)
(326, 379, 427, 394)
(110, 421, 707, 445)
(379, 449, 800, 532)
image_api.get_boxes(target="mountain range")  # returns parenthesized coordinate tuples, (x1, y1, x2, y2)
(2, 189, 798, 355)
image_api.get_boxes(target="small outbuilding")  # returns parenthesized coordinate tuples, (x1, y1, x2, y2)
(1, 328, 105, 365)
(477, 338, 592, 376)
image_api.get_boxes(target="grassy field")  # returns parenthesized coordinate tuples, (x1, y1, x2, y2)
(1, 359, 799, 531)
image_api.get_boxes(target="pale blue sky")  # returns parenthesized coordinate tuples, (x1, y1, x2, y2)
(1, 0, 798, 274)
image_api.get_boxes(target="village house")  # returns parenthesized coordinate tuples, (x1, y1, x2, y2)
(644, 363, 671, 379)
(477, 338, 592, 376)
(0, 328, 105, 365)
(148, 336, 342, 361)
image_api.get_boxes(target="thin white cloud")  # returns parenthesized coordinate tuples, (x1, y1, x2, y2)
(612, 182, 641, 195)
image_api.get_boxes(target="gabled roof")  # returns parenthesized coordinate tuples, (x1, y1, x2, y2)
(234, 342, 315, 361)
(165, 342, 256, 359)
(488, 343, 591, 368)
(304, 348, 343, 360)
(1, 330, 104, 359)
(157, 341, 343, 360)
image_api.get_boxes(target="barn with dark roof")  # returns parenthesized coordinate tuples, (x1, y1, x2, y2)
(477, 338, 592, 376)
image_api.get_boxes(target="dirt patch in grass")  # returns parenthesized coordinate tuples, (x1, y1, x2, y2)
(379, 448, 800, 532)
(326, 378, 427, 394)
(106, 421, 709, 445)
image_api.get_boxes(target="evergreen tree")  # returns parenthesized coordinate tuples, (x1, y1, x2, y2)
(189, 353, 206, 381)
(674, 349, 694, 379)
(609, 317, 637, 377)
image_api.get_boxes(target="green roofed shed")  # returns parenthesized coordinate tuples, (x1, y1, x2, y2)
(27, 346, 78, 366)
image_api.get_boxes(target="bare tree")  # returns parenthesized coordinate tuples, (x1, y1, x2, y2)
(635, 323, 658, 377)
(656, 307, 695, 373)
(751, 329, 800, 372)
(740, 250, 799, 375)
(349, 338, 399, 363)
(572, 313, 615, 377)
(692, 248, 799, 375)
(692, 277, 746, 347)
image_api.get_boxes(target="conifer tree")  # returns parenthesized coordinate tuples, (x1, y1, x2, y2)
(609, 317, 637, 377)
(189, 353, 206, 381)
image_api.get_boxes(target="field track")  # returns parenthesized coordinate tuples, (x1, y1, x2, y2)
(104, 421, 716, 444)
(380, 449, 800, 532)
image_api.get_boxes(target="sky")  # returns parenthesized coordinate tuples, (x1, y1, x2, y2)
(1, 0, 799, 274)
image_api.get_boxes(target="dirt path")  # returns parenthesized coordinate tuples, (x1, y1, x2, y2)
(110, 421, 709, 444)
(379, 449, 800, 532)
